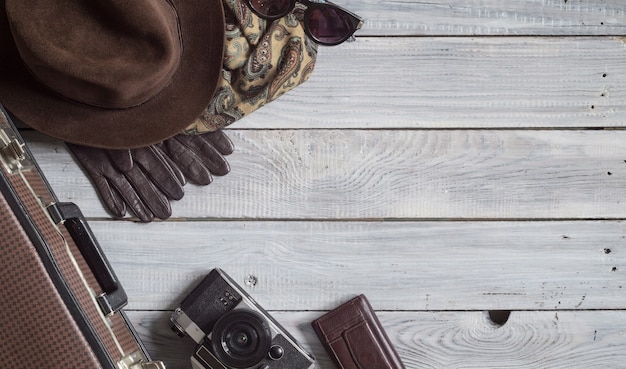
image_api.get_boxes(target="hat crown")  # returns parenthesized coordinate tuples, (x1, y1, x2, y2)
(6, 0, 182, 109)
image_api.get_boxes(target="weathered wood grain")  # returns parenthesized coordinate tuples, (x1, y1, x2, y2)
(89, 220, 625, 311)
(127, 310, 626, 369)
(26, 130, 626, 220)
(10, 37, 625, 130)
(349, 0, 626, 36)
(9, 1, 626, 366)
(230, 37, 626, 129)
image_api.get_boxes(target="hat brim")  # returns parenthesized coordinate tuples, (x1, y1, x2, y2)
(0, 0, 225, 149)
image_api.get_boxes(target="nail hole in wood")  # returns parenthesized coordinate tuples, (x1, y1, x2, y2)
(487, 310, 511, 327)
(604, 248, 612, 254)
(244, 274, 258, 287)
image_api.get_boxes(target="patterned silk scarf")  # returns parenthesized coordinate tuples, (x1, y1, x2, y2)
(184, 0, 318, 134)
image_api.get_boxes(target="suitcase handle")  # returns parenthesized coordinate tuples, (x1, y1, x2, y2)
(48, 202, 128, 315)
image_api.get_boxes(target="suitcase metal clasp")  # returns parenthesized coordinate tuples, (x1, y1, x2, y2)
(118, 350, 166, 369)
(0, 127, 32, 174)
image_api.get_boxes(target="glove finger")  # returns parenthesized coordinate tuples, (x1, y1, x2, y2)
(106, 174, 156, 222)
(205, 130, 234, 155)
(66, 143, 111, 178)
(123, 165, 172, 220)
(176, 134, 231, 176)
(67, 143, 158, 221)
(66, 143, 127, 218)
(164, 137, 213, 185)
(132, 146, 185, 200)
(92, 176, 127, 218)
(154, 142, 186, 186)
(106, 149, 133, 172)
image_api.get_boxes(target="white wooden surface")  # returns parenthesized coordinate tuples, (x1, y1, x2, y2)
(20, 1, 626, 368)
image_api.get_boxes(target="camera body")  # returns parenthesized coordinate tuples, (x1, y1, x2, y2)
(171, 268, 315, 369)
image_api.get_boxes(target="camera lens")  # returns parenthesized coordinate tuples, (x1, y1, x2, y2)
(211, 310, 272, 368)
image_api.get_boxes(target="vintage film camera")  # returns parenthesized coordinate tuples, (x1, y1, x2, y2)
(171, 268, 315, 369)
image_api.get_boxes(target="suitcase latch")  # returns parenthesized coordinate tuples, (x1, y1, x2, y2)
(0, 128, 32, 174)
(118, 350, 166, 369)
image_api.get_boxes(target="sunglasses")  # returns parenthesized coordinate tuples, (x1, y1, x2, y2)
(247, 0, 364, 46)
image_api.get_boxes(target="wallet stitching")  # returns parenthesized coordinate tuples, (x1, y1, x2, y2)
(315, 300, 362, 337)
(318, 314, 364, 339)
(344, 321, 391, 369)
(314, 296, 404, 369)
(327, 341, 349, 369)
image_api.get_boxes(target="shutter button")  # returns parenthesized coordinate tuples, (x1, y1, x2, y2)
(268, 345, 284, 360)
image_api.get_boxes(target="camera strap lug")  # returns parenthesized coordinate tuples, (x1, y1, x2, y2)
(171, 307, 206, 344)
(117, 350, 166, 369)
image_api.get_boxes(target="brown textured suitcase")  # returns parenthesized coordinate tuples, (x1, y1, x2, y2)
(0, 104, 165, 369)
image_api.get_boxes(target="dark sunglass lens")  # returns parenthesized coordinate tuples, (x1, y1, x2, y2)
(306, 7, 355, 45)
(249, 0, 293, 18)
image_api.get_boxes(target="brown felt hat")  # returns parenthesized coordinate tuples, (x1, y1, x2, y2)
(0, 0, 225, 149)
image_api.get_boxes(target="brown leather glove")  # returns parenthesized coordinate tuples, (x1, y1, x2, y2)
(68, 130, 233, 222)
(67, 143, 185, 222)
(162, 130, 234, 185)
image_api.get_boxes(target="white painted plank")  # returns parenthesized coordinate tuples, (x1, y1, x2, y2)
(26, 130, 626, 219)
(347, 0, 626, 36)
(10, 37, 626, 130)
(88, 221, 625, 311)
(7, 2, 624, 367)
(228, 37, 626, 129)
(127, 310, 626, 369)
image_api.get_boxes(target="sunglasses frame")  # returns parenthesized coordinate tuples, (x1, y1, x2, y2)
(247, 0, 364, 46)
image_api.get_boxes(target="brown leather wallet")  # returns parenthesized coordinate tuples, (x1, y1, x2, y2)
(311, 294, 406, 369)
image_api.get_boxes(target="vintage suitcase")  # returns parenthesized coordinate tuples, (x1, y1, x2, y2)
(0, 104, 164, 369)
